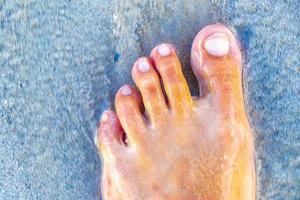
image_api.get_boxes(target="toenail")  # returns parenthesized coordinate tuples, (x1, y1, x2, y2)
(204, 33, 230, 57)
(157, 44, 171, 57)
(138, 59, 150, 72)
(121, 85, 132, 96)
(101, 112, 109, 122)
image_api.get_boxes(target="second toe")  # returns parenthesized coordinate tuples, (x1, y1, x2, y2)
(150, 43, 193, 115)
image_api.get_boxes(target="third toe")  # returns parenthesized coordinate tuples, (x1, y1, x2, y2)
(132, 57, 168, 126)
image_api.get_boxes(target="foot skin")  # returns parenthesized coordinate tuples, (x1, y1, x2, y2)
(96, 24, 255, 200)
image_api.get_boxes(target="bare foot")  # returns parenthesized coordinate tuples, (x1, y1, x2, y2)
(96, 24, 255, 200)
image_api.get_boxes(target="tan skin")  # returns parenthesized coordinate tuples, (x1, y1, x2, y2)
(96, 24, 256, 200)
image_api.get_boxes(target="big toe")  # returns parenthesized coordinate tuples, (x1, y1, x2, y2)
(191, 24, 245, 114)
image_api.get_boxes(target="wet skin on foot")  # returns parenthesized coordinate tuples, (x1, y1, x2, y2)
(96, 24, 256, 200)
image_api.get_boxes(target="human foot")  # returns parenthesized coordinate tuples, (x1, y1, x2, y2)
(96, 24, 255, 200)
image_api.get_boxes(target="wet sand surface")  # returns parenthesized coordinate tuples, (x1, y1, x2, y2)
(0, 0, 299, 199)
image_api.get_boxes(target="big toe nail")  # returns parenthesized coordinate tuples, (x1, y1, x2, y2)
(204, 33, 230, 57)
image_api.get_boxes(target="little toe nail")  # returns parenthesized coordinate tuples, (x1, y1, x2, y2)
(121, 85, 132, 96)
(158, 44, 171, 57)
(138, 59, 150, 72)
(204, 33, 230, 57)
(101, 112, 109, 122)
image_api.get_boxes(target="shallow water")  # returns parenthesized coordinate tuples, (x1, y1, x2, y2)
(0, 0, 299, 199)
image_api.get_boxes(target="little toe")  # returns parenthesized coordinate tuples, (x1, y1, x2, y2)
(190, 24, 244, 111)
(150, 43, 193, 114)
(115, 85, 147, 145)
(132, 57, 168, 126)
(96, 110, 125, 159)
